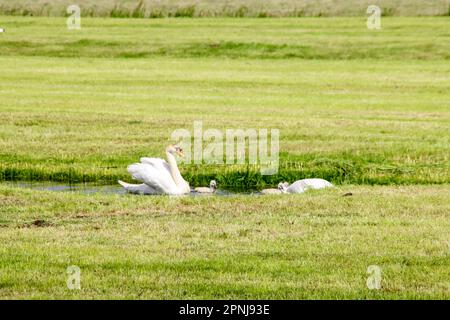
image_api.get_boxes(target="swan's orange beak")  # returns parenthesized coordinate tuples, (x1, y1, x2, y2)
(176, 148, 184, 158)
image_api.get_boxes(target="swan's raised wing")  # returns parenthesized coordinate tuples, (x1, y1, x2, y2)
(140, 157, 170, 171)
(139, 157, 175, 191)
(127, 163, 178, 194)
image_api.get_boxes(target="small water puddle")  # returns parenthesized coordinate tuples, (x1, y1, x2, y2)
(2, 181, 261, 196)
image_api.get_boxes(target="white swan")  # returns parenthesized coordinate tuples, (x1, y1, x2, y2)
(194, 180, 217, 193)
(118, 145, 190, 195)
(278, 178, 333, 194)
(118, 180, 156, 195)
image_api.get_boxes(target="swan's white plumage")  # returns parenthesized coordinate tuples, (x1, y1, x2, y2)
(128, 163, 180, 194)
(284, 178, 333, 194)
(140, 157, 169, 170)
(120, 145, 190, 195)
(118, 180, 156, 195)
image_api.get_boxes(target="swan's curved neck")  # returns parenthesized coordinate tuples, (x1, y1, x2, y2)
(166, 151, 185, 187)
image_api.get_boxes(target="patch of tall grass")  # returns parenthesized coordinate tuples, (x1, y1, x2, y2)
(1, 156, 446, 191)
(0, 0, 450, 18)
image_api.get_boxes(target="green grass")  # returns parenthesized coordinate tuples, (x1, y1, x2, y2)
(1, 0, 450, 17)
(0, 17, 449, 188)
(0, 16, 449, 299)
(1, 17, 450, 60)
(0, 184, 449, 299)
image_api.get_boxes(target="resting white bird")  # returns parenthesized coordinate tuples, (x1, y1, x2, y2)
(0, 28, 5, 33)
(194, 180, 217, 193)
(261, 188, 282, 195)
(118, 145, 190, 195)
(278, 178, 333, 194)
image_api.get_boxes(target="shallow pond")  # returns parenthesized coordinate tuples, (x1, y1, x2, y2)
(2, 181, 261, 196)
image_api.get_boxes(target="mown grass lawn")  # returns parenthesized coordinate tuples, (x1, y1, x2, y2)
(0, 185, 449, 299)
(0, 17, 449, 187)
(0, 16, 449, 299)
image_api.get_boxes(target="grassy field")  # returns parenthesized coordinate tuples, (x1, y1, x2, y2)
(0, 184, 449, 299)
(0, 17, 449, 188)
(1, 0, 449, 17)
(0, 15, 449, 299)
